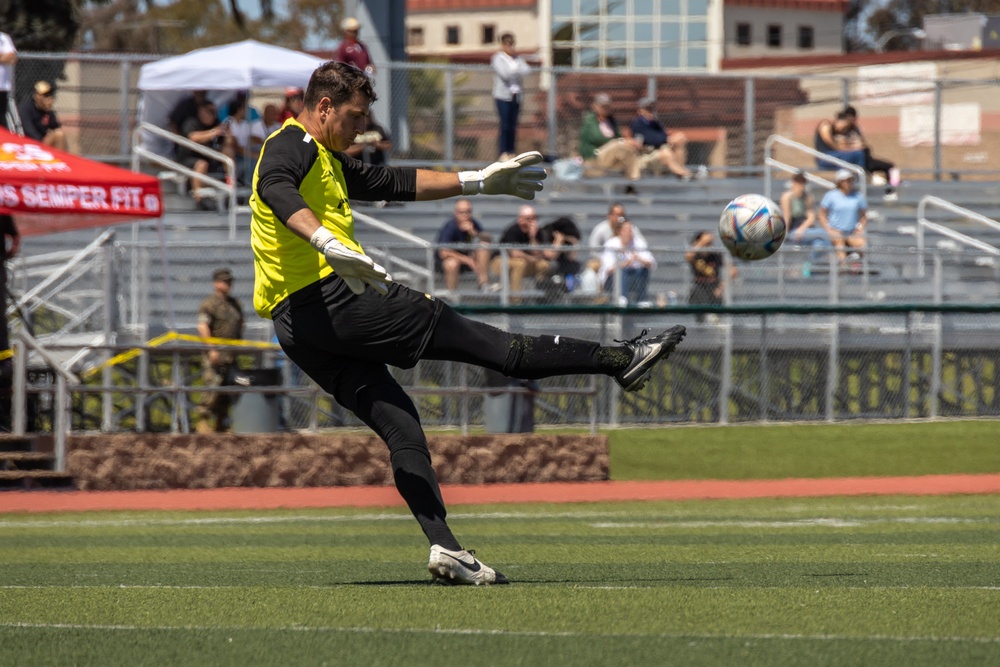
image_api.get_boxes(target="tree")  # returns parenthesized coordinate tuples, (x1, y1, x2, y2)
(75, 0, 342, 53)
(2, 0, 87, 51)
(847, 0, 1000, 52)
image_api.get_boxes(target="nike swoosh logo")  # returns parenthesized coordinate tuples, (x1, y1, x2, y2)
(442, 553, 481, 572)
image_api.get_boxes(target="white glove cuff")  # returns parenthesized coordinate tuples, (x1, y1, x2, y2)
(309, 226, 337, 253)
(458, 171, 484, 196)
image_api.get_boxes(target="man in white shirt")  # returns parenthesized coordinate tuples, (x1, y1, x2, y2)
(0, 32, 16, 130)
(587, 202, 648, 257)
(491, 33, 531, 160)
(600, 220, 656, 304)
(221, 94, 265, 185)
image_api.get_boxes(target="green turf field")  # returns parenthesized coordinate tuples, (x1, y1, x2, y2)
(2, 494, 999, 666)
(606, 420, 1000, 480)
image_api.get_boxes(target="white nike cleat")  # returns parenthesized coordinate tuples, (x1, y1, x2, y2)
(428, 545, 509, 585)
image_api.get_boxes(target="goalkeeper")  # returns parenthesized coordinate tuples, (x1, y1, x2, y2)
(250, 61, 685, 585)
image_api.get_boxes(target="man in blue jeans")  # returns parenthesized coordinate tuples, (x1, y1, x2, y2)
(819, 169, 868, 270)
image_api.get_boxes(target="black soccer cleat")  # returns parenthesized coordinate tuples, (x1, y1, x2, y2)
(613, 325, 687, 392)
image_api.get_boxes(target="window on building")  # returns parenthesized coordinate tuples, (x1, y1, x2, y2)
(446, 25, 460, 46)
(736, 23, 751, 46)
(798, 25, 815, 49)
(482, 24, 496, 45)
(407, 27, 424, 48)
(767, 24, 782, 48)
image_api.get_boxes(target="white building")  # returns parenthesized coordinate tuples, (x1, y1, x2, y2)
(404, 0, 847, 71)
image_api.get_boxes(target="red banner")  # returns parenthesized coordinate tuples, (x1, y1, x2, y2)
(0, 129, 162, 237)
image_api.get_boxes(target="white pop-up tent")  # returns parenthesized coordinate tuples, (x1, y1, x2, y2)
(137, 40, 326, 155)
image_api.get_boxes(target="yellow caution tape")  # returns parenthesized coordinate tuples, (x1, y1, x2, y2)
(81, 331, 280, 379)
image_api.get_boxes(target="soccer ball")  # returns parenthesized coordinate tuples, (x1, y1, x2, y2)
(718, 194, 786, 261)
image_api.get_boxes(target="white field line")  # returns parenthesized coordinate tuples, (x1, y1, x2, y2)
(3, 584, 1000, 591)
(0, 513, 995, 531)
(2, 621, 999, 644)
(589, 517, 993, 529)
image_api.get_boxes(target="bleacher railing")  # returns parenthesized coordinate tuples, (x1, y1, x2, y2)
(764, 134, 867, 201)
(130, 122, 240, 239)
(915, 195, 1000, 277)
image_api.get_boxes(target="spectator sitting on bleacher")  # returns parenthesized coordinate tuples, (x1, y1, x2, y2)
(841, 105, 900, 201)
(818, 169, 868, 272)
(578, 93, 641, 181)
(220, 92, 265, 186)
(600, 220, 655, 305)
(167, 89, 206, 135)
(19, 81, 67, 151)
(538, 216, 582, 293)
(491, 204, 551, 300)
(435, 199, 493, 293)
(218, 90, 261, 124)
(279, 87, 304, 122)
(623, 95, 692, 180)
(780, 171, 829, 250)
(177, 101, 225, 209)
(587, 202, 648, 257)
(262, 103, 283, 136)
(814, 111, 866, 172)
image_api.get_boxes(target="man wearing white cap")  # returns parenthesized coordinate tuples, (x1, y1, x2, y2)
(818, 169, 868, 269)
(334, 17, 374, 76)
(18, 81, 67, 151)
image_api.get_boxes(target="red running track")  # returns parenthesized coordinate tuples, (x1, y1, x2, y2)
(2, 473, 1000, 514)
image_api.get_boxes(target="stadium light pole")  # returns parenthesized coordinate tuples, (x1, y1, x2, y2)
(875, 27, 927, 52)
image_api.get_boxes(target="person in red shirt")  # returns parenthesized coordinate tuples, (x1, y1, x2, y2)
(278, 87, 304, 123)
(334, 17, 374, 76)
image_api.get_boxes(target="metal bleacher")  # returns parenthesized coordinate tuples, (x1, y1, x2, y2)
(13, 165, 1000, 339)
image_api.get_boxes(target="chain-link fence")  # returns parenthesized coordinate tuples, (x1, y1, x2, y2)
(19, 304, 1000, 437)
(9, 234, 1000, 431)
(10, 53, 1000, 178)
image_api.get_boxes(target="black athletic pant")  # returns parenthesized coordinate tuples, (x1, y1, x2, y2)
(863, 148, 893, 179)
(273, 279, 632, 550)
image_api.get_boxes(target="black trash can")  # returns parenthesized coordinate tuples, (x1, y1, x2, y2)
(229, 367, 282, 433)
(482, 368, 536, 434)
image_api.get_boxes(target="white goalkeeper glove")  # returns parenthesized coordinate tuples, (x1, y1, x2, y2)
(309, 227, 391, 296)
(458, 151, 547, 200)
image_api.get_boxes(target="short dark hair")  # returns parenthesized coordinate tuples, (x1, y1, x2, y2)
(691, 230, 711, 244)
(500, 33, 515, 45)
(792, 170, 807, 183)
(304, 61, 377, 110)
(843, 105, 858, 118)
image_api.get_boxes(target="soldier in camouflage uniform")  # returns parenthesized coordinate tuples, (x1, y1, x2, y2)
(195, 268, 244, 433)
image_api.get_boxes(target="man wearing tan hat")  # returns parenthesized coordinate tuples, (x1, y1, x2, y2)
(18, 81, 67, 150)
(334, 17, 374, 76)
(195, 267, 244, 433)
